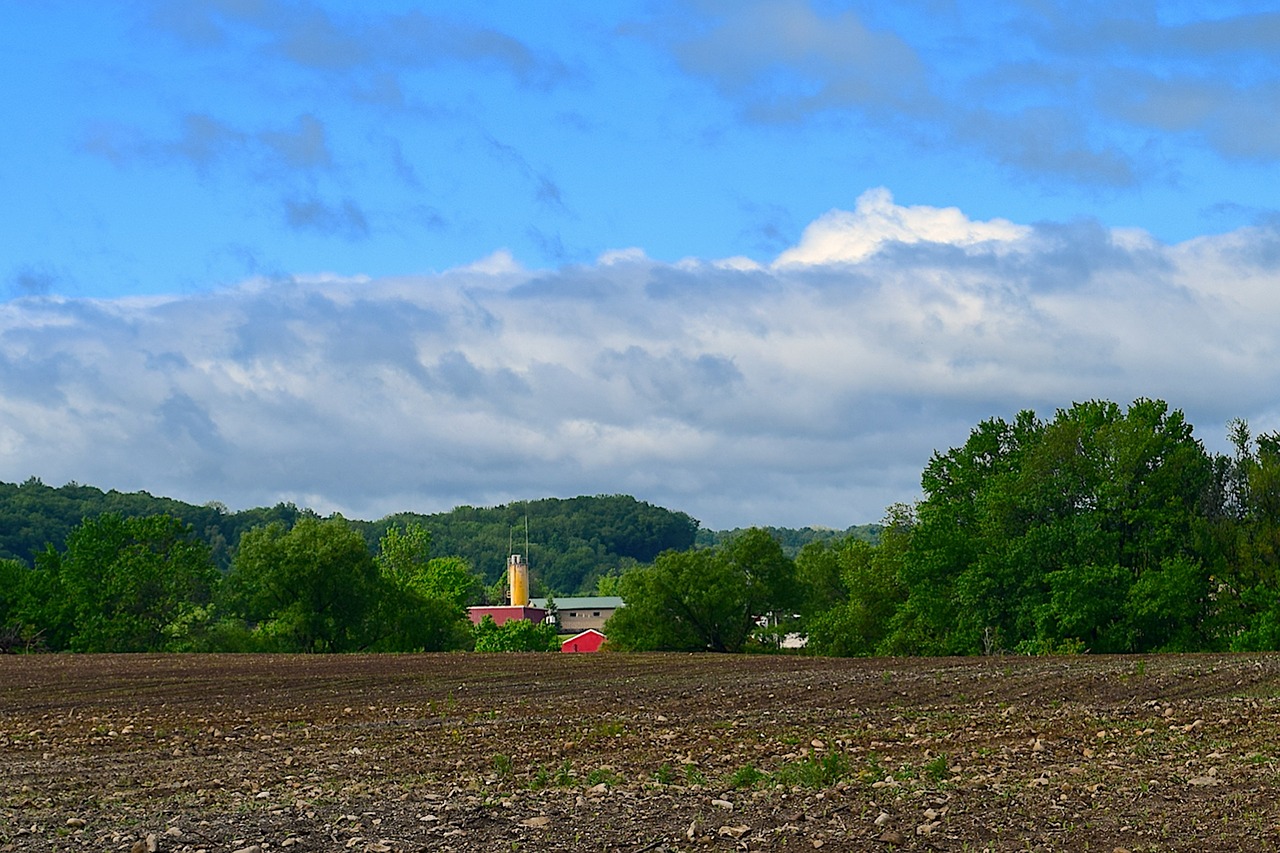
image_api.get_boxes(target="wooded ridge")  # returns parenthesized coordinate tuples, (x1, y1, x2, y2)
(0, 480, 871, 591)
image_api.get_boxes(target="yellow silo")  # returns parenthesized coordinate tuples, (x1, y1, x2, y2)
(508, 554, 530, 607)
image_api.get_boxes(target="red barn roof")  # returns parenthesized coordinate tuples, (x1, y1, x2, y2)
(560, 629, 607, 653)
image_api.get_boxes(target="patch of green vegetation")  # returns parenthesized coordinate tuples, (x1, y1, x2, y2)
(862, 752, 886, 782)
(923, 753, 950, 783)
(774, 751, 852, 789)
(1013, 637, 1087, 656)
(586, 767, 620, 787)
(652, 762, 676, 785)
(727, 764, 769, 789)
(528, 766, 549, 789)
(589, 721, 624, 739)
(492, 753, 513, 778)
(427, 693, 458, 717)
(683, 764, 707, 786)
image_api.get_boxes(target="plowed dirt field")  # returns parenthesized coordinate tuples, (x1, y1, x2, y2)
(4, 652, 1280, 851)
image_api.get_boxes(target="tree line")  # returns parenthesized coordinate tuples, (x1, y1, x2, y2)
(606, 399, 1280, 655)
(1, 516, 462, 653)
(0, 485, 696, 595)
(6, 397, 1280, 656)
(0, 490, 692, 653)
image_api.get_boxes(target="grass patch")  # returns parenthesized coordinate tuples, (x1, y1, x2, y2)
(528, 765, 550, 789)
(862, 752, 887, 782)
(923, 753, 950, 783)
(774, 751, 852, 789)
(586, 767, 621, 787)
(727, 764, 769, 789)
(589, 721, 624, 739)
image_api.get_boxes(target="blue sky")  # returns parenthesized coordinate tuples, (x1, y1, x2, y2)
(3, 1, 1280, 529)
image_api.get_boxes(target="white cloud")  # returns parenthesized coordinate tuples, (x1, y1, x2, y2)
(598, 247, 648, 265)
(460, 249, 524, 275)
(1, 194, 1278, 529)
(711, 256, 763, 272)
(774, 188, 1031, 266)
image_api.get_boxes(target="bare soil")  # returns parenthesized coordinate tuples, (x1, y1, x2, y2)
(3, 652, 1280, 852)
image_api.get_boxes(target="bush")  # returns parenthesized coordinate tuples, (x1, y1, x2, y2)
(472, 615, 560, 652)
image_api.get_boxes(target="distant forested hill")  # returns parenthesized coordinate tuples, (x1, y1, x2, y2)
(0, 478, 307, 570)
(0, 481, 713, 593)
(696, 524, 881, 556)
(358, 495, 700, 593)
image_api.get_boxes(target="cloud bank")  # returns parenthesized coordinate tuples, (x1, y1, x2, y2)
(3, 191, 1279, 528)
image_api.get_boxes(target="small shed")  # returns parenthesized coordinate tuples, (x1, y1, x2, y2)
(560, 629, 607, 654)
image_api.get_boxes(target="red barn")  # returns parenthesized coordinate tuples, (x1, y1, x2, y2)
(560, 629, 606, 653)
(467, 606, 547, 627)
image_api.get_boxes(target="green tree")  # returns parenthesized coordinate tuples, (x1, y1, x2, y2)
(887, 400, 1216, 655)
(221, 517, 379, 652)
(417, 556, 484, 609)
(0, 558, 27, 626)
(29, 513, 217, 652)
(593, 572, 624, 597)
(472, 615, 559, 652)
(607, 549, 722, 652)
(1022, 400, 1215, 652)
(0, 558, 43, 651)
(370, 523, 476, 652)
(804, 505, 911, 656)
(1215, 423, 1280, 649)
(884, 412, 1041, 654)
(606, 529, 796, 653)
(375, 522, 431, 586)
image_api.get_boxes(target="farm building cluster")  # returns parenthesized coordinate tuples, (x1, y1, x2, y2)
(467, 554, 622, 652)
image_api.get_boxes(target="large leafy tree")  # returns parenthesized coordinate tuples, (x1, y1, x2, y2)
(606, 528, 796, 653)
(887, 399, 1216, 654)
(370, 523, 477, 652)
(0, 558, 41, 651)
(885, 411, 1042, 654)
(1215, 422, 1280, 649)
(378, 523, 484, 609)
(29, 513, 217, 652)
(1026, 400, 1215, 652)
(222, 517, 379, 652)
(803, 505, 912, 656)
